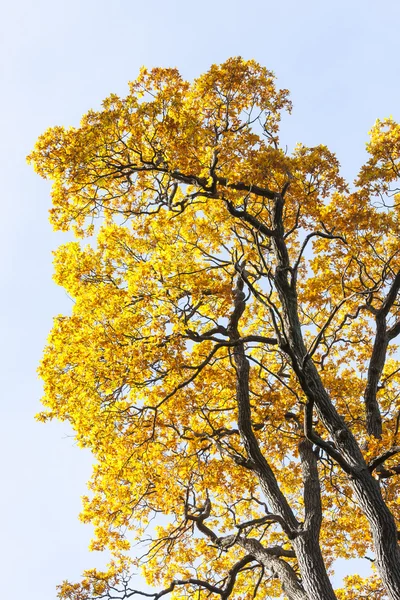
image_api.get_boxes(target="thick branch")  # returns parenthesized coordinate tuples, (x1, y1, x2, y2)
(364, 270, 400, 438)
(217, 176, 276, 200)
(298, 439, 323, 535)
(227, 267, 300, 538)
(369, 447, 400, 473)
(381, 271, 400, 317)
(225, 200, 277, 238)
(376, 465, 400, 479)
(364, 314, 387, 438)
(186, 501, 307, 600)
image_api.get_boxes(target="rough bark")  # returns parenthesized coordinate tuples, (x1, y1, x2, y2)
(268, 193, 400, 600)
(240, 539, 308, 600)
(364, 271, 400, 439)
(364, 314, 386, 438)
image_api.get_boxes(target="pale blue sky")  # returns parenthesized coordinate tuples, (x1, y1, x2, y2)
(2, 0, 399, 598)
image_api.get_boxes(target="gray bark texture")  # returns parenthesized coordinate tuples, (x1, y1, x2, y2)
(267, 193, 400, 600)
(222, 190, 400, 599)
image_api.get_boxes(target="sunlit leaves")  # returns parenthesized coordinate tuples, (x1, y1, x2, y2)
(29, 57, 400, 600)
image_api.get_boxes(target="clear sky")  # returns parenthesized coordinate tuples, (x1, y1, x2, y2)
(2, 0, 399, 598)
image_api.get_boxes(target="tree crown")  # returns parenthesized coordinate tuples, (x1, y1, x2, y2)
(28, 57, 400, 600)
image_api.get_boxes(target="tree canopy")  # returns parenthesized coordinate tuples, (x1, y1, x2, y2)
(28, 57, 400, 600)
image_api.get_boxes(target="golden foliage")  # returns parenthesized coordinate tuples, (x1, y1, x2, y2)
(29, 58, 400, 600)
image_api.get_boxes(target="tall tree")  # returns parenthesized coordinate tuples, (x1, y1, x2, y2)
(29, 58, 400, 600)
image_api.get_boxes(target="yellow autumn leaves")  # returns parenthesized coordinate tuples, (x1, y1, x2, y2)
(29, 57, 400, 599)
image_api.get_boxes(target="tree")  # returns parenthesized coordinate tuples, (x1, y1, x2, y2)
(28, 57, 400, 600)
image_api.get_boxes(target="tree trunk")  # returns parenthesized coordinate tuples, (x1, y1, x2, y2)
(297, 359, 400, 600)
(293, 536, 337, 600)
(351, 474, 400, 600)
(268, 201, 400, 600)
